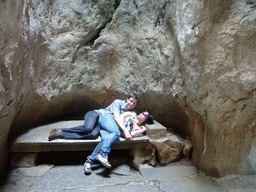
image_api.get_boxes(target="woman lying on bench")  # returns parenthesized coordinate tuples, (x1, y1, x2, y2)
(83, 111, 154, 175)
(121, 111, 154, 137)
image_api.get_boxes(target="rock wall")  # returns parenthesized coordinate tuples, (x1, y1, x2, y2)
(0, 0, 255, 177)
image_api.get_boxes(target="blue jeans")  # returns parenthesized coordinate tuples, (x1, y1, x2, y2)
(60, 110, 100, 139)
(86, 114, 121, 165)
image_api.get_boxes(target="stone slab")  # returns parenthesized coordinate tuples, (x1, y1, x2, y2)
(145, 120, 166, 139)
(9, 120, 156, 153)
(140, 166, 227, 191)
(25, 165, 143, 191)
(212, 174, 256, 192)
(139, 166, 198, 181)
(16, 165, 54, 177)
(160, 176, 225, 192)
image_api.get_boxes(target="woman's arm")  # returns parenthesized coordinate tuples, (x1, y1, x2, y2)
(113, 112, 133, 141)
(131, 126, 147, 137)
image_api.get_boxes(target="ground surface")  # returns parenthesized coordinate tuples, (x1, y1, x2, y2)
(1, 157, 255, 192)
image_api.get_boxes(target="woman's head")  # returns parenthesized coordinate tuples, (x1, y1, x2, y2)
(137, 111, 154, 125)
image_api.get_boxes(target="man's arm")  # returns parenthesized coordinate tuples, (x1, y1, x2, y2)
(131, 126, 146, 137)
(113, 112, 133, 141)
(120, 111, 133, 120)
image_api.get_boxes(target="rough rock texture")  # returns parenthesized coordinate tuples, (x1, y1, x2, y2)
(0, 0, 255, 178)
(150, 138, 184, 166)
(129, 143, 156, 170)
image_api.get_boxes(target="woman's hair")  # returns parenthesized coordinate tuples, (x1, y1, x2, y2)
(144, 112, 154, 124)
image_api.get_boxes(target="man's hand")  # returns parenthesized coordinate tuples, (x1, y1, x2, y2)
(113, 112, 133, 141)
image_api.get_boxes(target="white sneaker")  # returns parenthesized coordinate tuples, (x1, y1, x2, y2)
(96, 154, 112, 169)
(83, 162, 92, 175)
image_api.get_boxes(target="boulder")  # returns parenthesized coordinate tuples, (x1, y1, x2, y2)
(129, 131, 192, 168)
(150, 138, 183, 166)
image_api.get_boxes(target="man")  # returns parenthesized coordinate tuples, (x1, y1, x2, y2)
(48, 93, 139, 141)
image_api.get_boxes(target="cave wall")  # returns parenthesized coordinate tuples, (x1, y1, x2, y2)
(0, 0, 255, 177)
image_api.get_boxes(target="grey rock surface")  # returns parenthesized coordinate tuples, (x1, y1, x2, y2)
(0, 0, 255, 177)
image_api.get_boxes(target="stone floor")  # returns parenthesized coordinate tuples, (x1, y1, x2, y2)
(1, 157, 255, 192)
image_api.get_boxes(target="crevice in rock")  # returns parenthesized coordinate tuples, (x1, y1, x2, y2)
(114, 0, 121, 10)
(85, 0, 121, 47)
(154, 1, 170, 28)
(166, 18, 185, 79)
(71, 0, 121, 64)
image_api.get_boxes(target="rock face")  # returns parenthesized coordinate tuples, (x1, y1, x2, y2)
(0, 0, 255, 178)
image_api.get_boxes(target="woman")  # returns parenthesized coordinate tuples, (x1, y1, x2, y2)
(121, 111, 154, 137)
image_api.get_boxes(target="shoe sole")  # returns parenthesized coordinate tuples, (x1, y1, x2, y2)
(96, 156, 111, 169)
(48, 131, 62, 141)
(84, 169, 92, 175)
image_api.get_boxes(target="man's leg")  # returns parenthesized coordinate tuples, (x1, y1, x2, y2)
(84, 128, 108, 174)
(60, 125, 100, 139)
(59, 111, 100, 139)
(62, 111, 99, 133)
(86, 129, 108, 165)
(98, 114, 120, 159)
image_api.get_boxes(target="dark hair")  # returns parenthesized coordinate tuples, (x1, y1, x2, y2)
(127, 93, 139, 102)
(145, 112, 154, 124)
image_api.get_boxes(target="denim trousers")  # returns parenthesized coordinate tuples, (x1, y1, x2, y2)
(60, 110, 100, 139)
(86, 114, 121, 165)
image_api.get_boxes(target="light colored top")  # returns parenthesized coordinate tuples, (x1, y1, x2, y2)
(95, 99, 134, 120)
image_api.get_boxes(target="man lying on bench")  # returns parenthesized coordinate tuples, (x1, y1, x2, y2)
(48, 93, 139, 141)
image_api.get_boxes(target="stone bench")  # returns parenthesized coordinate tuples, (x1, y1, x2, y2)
(9, 120, 167, 167)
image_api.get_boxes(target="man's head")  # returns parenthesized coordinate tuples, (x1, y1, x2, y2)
(125, 93, 139, 110)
